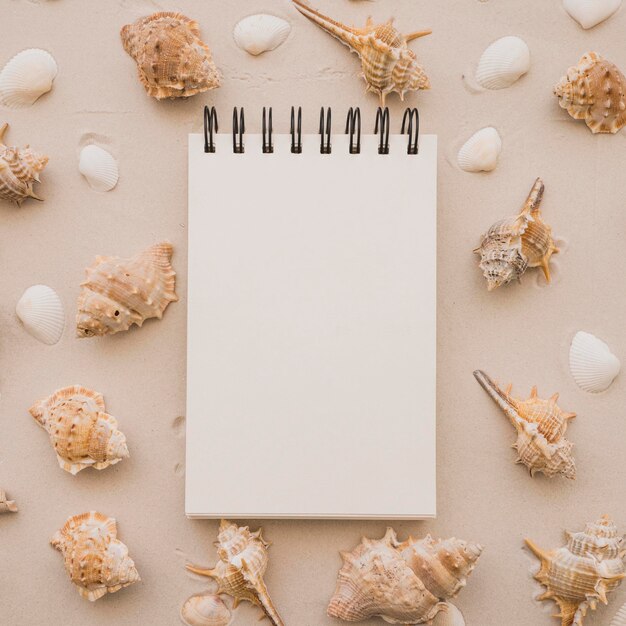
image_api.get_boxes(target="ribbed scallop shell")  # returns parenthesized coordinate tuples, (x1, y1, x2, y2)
(78, 145, 119, 192)
(569, 331, 620, 393)
(181, 594, 232, 626)
(0, 48, 57, 108)
(563, 0, 622, 29)
(233, 14, 291, 56)
(457, 127, 502, 172)
(432, 603, 466, 626)
(16, 284, 64, 345)
(475, 36, 530, 90)
(0, 488, 17, 513)
(611, 603, 626, 626)
(51, 511, 140, 601)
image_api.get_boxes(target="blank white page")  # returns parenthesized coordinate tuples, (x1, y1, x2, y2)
(187, 131, 437, 519)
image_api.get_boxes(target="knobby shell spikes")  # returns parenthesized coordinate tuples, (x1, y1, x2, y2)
(0, 488, 18, 513)
(554, 52, 626, 134)
(525, 515, 626, 626)
(29, 386, 129, 475)
(180, 594, 232, 626)
(563, 0, 622, 30)
(457, 127, 502, 173)
(0, 48, 57, 108)
(327, 528, 482, 623)
(187, 520, 284, 626)
(76, 242, 178, 338)
(16, 284, 65, 345)
(292, 0, 431, 106)
(51, 511, 140, 601)
(78, 144, 119, 192)
(473, 370, 577, 479)
(233, 14, 291, 56)
(570, 331, 621, 393)
(121, 12, 221, 99)
(475, 36, 530, 90)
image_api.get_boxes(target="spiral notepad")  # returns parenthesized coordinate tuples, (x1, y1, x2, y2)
(186, 106, 437, 519)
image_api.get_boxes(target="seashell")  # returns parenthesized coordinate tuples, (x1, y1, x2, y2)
(475, 36, 530, 90)
(327, 527, 482, 623)
(292, 0, 431, 106)
(474, 178, 559, 290)
(16, 284, 64, 345)
(78, 144, 119, 192)
(0, 48, 57, 109)
(0, 123, 48, 205)
(432, 603, 466, 626)
(29, 386, 129, 475)
(563, 0, 622, 29)
(457, 127, 502, 173)
(120, 12, 221, 99)
(569, 331, 621, 393)
(474, 370, 577, 479)
(233, 14, 291, 56)
(0, 488, 18, 513)
(181, 594, 232, 626)
(611, 603, 626, 626)
(76, 241, 178, 338)
(51, 511, 140, 601)
(187, 520, 284, 626)
(526, 515, 626, 625)
(555, 52, 626, 134)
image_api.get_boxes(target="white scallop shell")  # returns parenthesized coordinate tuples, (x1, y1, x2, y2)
(233, 14, 291, 56)
(16, 285, 65, 345)
(457, 127, 502, 172)
(180, 594, 231, 626)
(569, 331, 621, 393)
(611, 602, 626, 626)
(0, 49, 57, 109)
(475, 36, 530, 90)
(563, 0, 621, 29)
(78, 145, 119, 192)
(432, 603, 466, 626)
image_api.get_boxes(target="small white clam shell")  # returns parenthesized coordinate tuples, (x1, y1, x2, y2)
(563, 0, 621, 29)
(475, 36, 530, 90)
(16, 284, 65, 345)
(0, 49, 57, 109)
(569, 331, 620, 393)
(457, 127, 502, 172)
(233, 14, 291, 56)
(180, 594, 231, 626)
(78, 145, 119, 192)
(432, 603, 466, 626)
(611, 602, 626, 626)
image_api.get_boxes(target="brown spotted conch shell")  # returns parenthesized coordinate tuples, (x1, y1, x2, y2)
(187, 520, 284, 626)
(51, 511, 140, 601)
(76, 241, 178, 338)
(555, 52, 626, 134)
(120, 12, 221, 99)
(526, 515, 626, 625)
(474, 370, 577, 479)
(292, 0, 431, 106)
(29, 386, 129, 475)
(0, 488, 17, 513)
(327, 527, 482, 623)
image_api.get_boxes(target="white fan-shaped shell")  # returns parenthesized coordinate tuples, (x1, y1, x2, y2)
(78, 145, 119, 192)
(180, 594, 231, 626)
(475, 36, 530, 90)
(16, 284, 65, 345)
(233, 14, 291, 56)
(432, 603, 466, 626)
(569, 331, 621, 393)
(0, 49, 57, 109)
(457, 127, 502, 172)
(563, 0, 622, 29)
(611, 602, 626, 626)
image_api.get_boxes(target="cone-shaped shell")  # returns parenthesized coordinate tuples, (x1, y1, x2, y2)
(78, 144, 119, 192)
(16, 284, 64, 345)
(569, 331, 621, 393)
(475, 36, 530, 90)
(233, 14, 291, 56)
(180, 593, 232, 626)
(0, 48, 57, 109)
(0, 488, 17, 513)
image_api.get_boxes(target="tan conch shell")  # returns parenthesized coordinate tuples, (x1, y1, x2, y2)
(526, 515, 626, 625)
(328, 527, 482, 623)
(187, 520, 284, 626)
(292, 0, 431, 106)
(474, 178, 559, 291)
(554, 52, 626, 134)
(51, 511, 140, 601)
(76, 241, 178, 338)
(474, 370, 577, 479)
(29, 386, 129, 475)
(0, 488, 17, 513)
(0, 122, 47, 205)
(120, 12, 221, 99)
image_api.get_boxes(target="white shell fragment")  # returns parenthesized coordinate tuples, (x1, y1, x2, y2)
(432, 603, 466, 626)
(563, 0, 621, 29)
(0, 49, 57, 109)
(457, 127, 502, 172)
(233, 14, 291, 56)
(611, 602, 626, 626)
(569, 331, 621, 393)
(475, 36, 530, 90)
(78, 145, 119, 192)
(16, 284, 65, 345)
(180, 594, 232, 626)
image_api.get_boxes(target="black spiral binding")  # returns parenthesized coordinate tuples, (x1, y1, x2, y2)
(319, 107, 332, 154)
(374, 107, 390, 155)
(345, 107, 361, 154)
(401, 107, 420, 155)
(290, 106, 302, 154)
(232, 107, 245, 154)
(203, 106, 218, 153)
(262, 107, 273, 154)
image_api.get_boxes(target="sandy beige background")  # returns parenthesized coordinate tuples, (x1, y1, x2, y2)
(1, 0, 625, 624)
